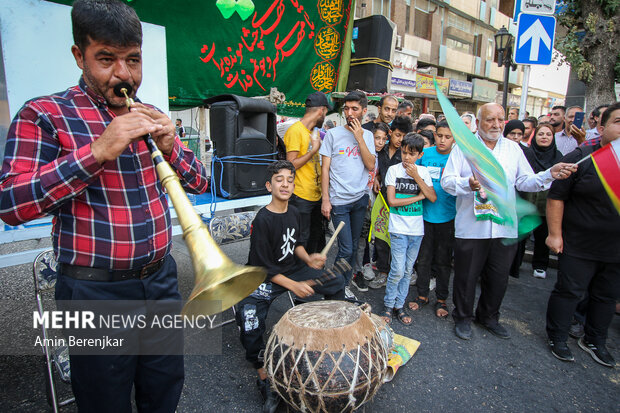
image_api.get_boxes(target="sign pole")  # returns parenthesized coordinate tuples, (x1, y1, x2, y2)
(519, 65, 530, 120)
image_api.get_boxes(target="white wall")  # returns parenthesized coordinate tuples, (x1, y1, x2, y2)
(0, 0, 168, 120)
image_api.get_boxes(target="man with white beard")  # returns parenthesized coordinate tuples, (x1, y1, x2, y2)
(441, 103, 577, 341)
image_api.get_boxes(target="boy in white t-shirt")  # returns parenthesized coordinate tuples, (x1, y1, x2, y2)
(380, 134, 437, 325)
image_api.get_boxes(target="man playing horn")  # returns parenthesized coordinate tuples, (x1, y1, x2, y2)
(0, 0, 208, 411)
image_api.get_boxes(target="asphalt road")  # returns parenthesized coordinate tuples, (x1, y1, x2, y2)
(1, 235, 618, 412)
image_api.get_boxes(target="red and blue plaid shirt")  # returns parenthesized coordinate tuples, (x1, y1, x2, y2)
(0, 78, 209, 269)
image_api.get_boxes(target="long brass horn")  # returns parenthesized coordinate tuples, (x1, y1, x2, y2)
(113, 83, 266, 316)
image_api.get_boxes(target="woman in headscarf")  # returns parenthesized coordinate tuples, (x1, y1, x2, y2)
(523, 123, 563, 279)
(461, 112, 477, 133)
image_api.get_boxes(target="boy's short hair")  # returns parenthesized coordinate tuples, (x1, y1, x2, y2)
(390, 115, 413, 134)
(436, 121, 450, 130)
(343, 91, 368, 108)
(267, 160, 295, 182)
(418, 129, 435, 146)
(416, 117, 436, 131)
(374, 122, 390, 136)
(72, 0, 142, 51)
(401, 133, 425, 153)
(600, 101, 620, 127)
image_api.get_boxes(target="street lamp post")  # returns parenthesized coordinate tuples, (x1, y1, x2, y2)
(494, 26, 517, 112)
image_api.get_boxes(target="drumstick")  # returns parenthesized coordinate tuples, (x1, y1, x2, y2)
(321, 221, 345, 256)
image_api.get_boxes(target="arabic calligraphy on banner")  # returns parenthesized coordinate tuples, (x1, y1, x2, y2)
(198, 0, 349, 106)
(49, 0, 352, 116)
(416, 73, 449, 95)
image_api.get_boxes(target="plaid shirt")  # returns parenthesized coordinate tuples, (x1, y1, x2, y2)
(581, 136, 601, 147)
(0, 78, 209, 269)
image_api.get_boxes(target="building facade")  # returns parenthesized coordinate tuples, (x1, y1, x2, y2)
(354, 0, 565, 118)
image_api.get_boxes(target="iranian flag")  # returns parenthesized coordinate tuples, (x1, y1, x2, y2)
(591, 139, 620, 213)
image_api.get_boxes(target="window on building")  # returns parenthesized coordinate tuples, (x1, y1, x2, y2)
(372, 0, 391, 19)
(413, 0, 431, 40)
(446, 38, 472, 54)
(447, 11, 471, 33)
(499, 0, 516, 17)
(473, 34, 483, 57)
(486, 38, 496, 62)
(405, 0, 411, 34)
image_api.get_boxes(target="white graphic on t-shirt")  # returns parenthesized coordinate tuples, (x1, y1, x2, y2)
(278, 228, 296, 262)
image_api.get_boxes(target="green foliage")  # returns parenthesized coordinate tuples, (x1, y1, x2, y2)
(555, 0, 620, 84)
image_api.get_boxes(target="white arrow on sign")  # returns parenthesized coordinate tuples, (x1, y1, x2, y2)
(518, 18, 551, 61)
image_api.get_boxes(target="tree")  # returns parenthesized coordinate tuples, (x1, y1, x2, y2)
(555, 0, 619, 109)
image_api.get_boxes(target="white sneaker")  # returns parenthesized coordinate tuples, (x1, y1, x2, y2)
(362, 263, 376, 281)
(368, 272, 388, 289)
(344, 286, 358, 301)
(409, 269, 418, 286)
(429, 277, 436, 291)
(533, 269, 547, 279)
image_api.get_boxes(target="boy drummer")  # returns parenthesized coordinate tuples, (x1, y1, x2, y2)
(235, 160, 345, 412)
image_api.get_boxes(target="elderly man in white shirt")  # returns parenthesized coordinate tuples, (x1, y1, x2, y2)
(441, 103, 576, 341)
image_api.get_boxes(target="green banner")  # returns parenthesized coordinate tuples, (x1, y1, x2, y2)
(48, 0, 353, 116)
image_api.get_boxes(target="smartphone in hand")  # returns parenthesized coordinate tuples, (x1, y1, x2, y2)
(573, 111, 585, 129)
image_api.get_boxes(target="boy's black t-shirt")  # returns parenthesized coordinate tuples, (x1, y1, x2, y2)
(247, 205, 303, 281)
(548, 145, 620, 263)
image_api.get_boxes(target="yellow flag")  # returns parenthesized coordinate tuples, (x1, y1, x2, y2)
(368, 192, 390, 247)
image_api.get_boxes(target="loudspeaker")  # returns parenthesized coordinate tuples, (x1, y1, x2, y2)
(346, 15, 395, 93)
(205, 95, 277, 199)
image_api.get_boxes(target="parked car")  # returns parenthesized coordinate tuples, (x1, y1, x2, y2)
(183, 126, 211, 152)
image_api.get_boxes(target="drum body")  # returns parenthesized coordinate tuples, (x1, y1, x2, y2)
(265, 301, 389, 412)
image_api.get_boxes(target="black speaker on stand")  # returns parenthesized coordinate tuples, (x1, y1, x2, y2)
(204, 95, 277, 199)
(346, 15, 395, 92)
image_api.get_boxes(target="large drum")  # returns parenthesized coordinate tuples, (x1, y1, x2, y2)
(264, 301, 390, 412)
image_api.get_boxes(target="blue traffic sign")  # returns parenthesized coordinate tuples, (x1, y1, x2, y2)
(515, 13, 556, 65)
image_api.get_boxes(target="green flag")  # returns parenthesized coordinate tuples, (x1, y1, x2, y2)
(369, 192, 390, 247)
(433, 79, 540, 240)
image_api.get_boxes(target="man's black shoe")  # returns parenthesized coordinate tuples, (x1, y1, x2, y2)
(568, 320, 585, 339)
(578, 337, 616, 367)
(351, 272, 368, 292)
(549, 340, 575, 362)
(257, 378, 281, 413)
(476, 321, 511, 339)
(455, 322, 472, 340)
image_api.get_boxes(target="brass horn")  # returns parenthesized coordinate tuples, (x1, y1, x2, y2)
(113, 83, 266, 316)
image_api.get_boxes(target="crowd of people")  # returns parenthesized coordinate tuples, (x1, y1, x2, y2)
(274, 91, 619, 370)
(0, 1, 617, 412)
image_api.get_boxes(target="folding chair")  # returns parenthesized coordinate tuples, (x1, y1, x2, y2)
(33, 249, 74, 412)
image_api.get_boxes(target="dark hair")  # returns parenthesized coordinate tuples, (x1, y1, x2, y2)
(509, 107, 519, 113)
(378, 95, 398, 108)
(523, 117, 538, 128)
(551, 105, 566, 113)
(344, 91, 368, 108)
(418, 129, 435, 146)
(591, 104, 610, 118)
(600, 101, 620, 127)
(390, 115, 413, 134)
(401, 133, 425, 153)
(176, 118, 182, 123)
(416, 117, 436, 131)
(72, 0, 142, 51)
(436, 121, 450, 130)
(534, 122, 555, 137)
(397, 100, 413, 111)
(374, 122, 390, 136)
(267, 160, 295, 181)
